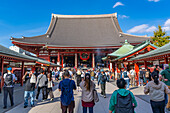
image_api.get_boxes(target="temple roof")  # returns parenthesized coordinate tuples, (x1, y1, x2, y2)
(131, 42, 170, 61)
(11, 13, 149, 48)
(0, 44, 60, 66)
(109, 40, 158, 62)
(108, 40, 134, 57)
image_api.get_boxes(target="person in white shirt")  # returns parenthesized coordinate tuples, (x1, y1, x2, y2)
(3, 67, 15, 109)
(129, 68, 136, 87)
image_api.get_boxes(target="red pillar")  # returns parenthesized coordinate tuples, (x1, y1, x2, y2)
(134, 63, 139, 86)
(57, 52, 60, 70)
(165, 57, 168, 64)
(21, 61, 24, 86)
(48, 51, 51, 62)
(58, 52, 60, 64)
(92, 53, 95, 68)
(75, 53, 78, 69)
(0, 58, 4, 92)
(144, 61, 147, 69)
(61, 55, 64, 68)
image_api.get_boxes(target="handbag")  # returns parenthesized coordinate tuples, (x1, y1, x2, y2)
(93, 89, 99, 103)
(30, 74, 36, 83)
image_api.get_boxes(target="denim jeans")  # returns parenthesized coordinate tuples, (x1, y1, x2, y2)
(24, 91, 35, 106)
(83, 107, 93, 113)
(150, 100, 165, 113)
(3, 87, 14, 107)
(139, 77, 143, 86)
(125, 78, 129, 89)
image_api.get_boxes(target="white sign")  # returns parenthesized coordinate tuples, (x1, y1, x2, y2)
(153, 60, 159, 65)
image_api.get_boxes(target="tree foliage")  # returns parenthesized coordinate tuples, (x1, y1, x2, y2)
(151, 25, 170, 47)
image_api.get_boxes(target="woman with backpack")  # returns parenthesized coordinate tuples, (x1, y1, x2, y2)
(109, 78, 137, 113)
(122, 68, 130, 89)
(47, 73, 54, 101)
(144, 71, 170, 113)
(80, 73, 95, 113)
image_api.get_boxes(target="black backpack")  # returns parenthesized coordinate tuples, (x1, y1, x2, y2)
(4, 74, 13, 86)
(115, 91, 134, 113)
(101, 74, 107, 82)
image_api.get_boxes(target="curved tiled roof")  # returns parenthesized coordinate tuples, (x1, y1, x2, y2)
(11, 13, 149, 47)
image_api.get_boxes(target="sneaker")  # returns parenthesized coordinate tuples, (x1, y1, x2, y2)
(31, 105, 35, 107)
(104, 96, 106, 98)
(24, 106, 27, 108)
(3, 106, 7, 109)
(100, 94, 103, 97)
(35, 99, 38, 102)
(50, 98, 54, 101)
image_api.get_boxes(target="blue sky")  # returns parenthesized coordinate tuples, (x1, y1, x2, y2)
(0, 0, 170, 47)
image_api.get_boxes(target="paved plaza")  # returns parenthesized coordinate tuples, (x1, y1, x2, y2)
(1, 80, 153, 113)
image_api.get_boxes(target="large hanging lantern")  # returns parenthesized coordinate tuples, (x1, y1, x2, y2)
(79, 53, 90, 61)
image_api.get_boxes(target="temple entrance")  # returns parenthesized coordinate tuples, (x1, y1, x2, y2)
(64, 56, 75, 67)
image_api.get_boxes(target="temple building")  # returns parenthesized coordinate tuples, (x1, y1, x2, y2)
(11, 13, 149, 69)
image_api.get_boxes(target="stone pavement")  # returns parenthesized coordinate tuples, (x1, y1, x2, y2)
(0, 84, 25, 113)
(5, 80, 153, 113)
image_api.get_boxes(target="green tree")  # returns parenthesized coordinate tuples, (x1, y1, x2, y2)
(151, 25, 170, 47)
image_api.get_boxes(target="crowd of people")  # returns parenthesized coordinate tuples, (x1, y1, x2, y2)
(2, 64, 170, 113)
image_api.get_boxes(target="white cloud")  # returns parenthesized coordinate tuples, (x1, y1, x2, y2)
(148, 0, 160, 2)
(146, 26, 157, 32)
(113, 2, 124, 8)
(164, 19, 170, 27)
(127, 24, 149, 33)
(162, 19, 170, 31)
(127, 24, 157, 33)
(119, 15, 129, 19)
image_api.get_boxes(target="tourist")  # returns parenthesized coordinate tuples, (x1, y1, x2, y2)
(105, 70, 110, 82)
(109, 78, 137, 113)
(138, 68, 144, 86)
(22, 70, 36, 108)
(76, 69, 82, 92)
(3, 67, 15, 109)
(129, 67, 136, 87)
(47, 73, 54, 101)
(35, 69, 47, 101)
(81, 70, 85, 81)
(59, 70, 76, 113)
(160, 64, 170, 110)
(158, 65, 164, 81)
(145, 68, 150, 83)
(68, 68, 73, 79)
(55, 69, 59, 81)
(144, 71, 170, 113)
(98, 69, 107, 98)
(90, 69, 95, 81)
(122, 68, 130, 89)
(52, 69, 56, 80)
(80, 73, 95, 113)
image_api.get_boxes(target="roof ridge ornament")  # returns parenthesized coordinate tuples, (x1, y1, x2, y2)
(124, 39, 129, 44)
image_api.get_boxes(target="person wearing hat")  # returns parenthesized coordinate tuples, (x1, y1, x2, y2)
(98, 69, 107, 98)
(3, 67, 15, 109)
